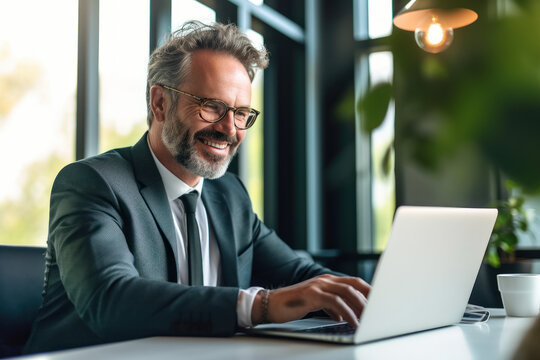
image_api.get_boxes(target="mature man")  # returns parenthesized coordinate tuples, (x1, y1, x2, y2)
(24, 21, 370, 354)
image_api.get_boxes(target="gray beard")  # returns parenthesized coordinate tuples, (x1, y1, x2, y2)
(161, 114, 238, 179)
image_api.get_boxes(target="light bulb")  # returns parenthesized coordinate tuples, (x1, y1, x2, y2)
(414, 16, 454, 54)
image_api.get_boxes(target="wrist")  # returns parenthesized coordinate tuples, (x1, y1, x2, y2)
(237, 287, 264, 328)
(261, 289, 270, 323)
(251, 289, 271, 325)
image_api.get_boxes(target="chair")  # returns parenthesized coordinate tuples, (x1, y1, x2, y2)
(0, 245, 46, 358)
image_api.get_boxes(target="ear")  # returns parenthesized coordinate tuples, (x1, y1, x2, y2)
(150, 85, 168, 124)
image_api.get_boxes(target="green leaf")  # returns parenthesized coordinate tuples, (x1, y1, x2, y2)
(485, 246, 501, 268)
(382, 144, 394, 177)
(357, 82, 393, 133)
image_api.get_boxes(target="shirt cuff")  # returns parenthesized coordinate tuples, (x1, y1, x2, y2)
(237, 287, 264, 328)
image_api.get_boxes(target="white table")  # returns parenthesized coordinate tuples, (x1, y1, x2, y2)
(17, 310, 536, 360)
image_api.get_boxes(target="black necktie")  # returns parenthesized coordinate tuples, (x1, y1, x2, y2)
(180, 191, 203, 286)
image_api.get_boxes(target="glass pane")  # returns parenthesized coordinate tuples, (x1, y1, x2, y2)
(171, 0, 216, 30)
(244, 29, 265, 220)
(518, 194, 540, 248)
(99, 0, 149, 152)
(368, 0, 393, 39)
(0, 0, 77, 246)
(369, 51, 395, 251)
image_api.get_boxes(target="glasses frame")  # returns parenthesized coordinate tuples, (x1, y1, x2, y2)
(162, 85, 260, 130)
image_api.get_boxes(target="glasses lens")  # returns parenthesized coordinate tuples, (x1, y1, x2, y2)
(200, 100, 226, 122)
(235, 108, 257, 129)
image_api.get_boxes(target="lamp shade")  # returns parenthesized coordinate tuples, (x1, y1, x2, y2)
(393, 0, 478, 31)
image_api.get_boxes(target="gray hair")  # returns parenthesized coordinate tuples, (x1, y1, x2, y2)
(146, 21, 269, 127)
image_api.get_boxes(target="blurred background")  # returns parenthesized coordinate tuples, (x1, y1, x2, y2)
(1, 0, 539, 302)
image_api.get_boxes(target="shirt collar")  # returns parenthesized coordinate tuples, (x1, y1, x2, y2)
(147, 137, 204, 201)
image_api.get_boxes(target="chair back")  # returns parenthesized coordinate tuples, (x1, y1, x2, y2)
(0, 245, 46, 357)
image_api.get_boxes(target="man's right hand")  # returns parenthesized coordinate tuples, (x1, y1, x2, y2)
(251, 274, 371, 327)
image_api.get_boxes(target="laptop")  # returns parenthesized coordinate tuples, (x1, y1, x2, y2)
(247, 206, 498, 344)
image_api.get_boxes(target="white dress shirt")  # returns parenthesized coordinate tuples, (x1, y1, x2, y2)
(148, 140, 261, 327)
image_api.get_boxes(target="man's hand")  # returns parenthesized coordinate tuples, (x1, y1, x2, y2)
(251, 274, 370, 327)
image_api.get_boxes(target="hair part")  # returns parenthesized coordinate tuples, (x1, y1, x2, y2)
(146, 21, 269, 127)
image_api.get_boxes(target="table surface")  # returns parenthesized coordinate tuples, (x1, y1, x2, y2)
(16, 309, 537, 360)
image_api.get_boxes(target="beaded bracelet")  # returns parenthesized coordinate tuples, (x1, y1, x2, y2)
(261, 289, 270, 324)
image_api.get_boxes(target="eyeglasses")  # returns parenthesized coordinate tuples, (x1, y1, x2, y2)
(162, 85, 260, 130)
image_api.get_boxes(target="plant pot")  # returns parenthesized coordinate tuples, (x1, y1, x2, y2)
(469, 261, 534, 308)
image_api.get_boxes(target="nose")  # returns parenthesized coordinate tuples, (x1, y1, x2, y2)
(214, 109, 237, 138)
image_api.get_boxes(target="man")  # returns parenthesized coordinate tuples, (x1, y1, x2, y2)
(24, 21, 370, 354)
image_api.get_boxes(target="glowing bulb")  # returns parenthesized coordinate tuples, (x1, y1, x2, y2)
(414, 17, 454, 54)
(426, 23, 444, 45)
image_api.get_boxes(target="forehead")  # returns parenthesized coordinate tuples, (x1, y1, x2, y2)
(183, 50, 252, 103)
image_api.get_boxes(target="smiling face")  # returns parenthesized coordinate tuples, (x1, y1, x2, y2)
(149, 49, 252, 184)
(160, 105, 241, 180)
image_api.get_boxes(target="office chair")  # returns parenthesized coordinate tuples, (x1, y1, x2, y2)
(0, 245, 46, 358)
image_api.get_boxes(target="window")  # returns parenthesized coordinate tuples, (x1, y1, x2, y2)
(243, 29, 265, 219)
(1, 1, 397, 257)
(0, 0, 270, 246)
(368, 0, 393, 38)
(355, 0, 395, 252)
(99, 0, 149, 152)
(0, 0, 78, 246)
(171, 0, 216, 30)
(369, 51, 395, 251)
(519, 194, 540, 249)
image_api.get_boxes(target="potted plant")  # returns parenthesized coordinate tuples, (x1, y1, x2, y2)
(485, 182, 534, 268)
(466, 182, 536, 307)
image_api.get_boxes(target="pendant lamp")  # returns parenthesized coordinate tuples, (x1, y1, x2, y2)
(393, 0, 478, 53)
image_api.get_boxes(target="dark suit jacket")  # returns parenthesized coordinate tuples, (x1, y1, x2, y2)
(24, 134, 332, 354)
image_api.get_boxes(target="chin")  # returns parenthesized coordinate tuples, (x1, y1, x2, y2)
(182, 153, 231, 179)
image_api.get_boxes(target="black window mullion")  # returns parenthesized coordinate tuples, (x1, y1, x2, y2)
(149, 0, 172, 54)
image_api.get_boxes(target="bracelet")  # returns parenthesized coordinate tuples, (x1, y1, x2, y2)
(261, 289, 270, 324)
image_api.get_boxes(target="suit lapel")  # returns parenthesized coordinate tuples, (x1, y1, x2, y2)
(131, 133, 179, 267)
(202, 182, 239, 287)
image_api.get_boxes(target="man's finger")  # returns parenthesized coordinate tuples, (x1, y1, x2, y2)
(318, 292, 359, 327)
(331, 276, 371, 296)
(324, 308, 344, 323)
(315, 280, 368, 319)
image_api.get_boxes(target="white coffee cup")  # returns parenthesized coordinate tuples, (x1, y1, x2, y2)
(497, 274, 540, 317)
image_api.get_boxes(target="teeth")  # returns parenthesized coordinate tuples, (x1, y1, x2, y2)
(203, 139, 228, 149)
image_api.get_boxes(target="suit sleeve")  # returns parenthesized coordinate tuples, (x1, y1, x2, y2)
(250, 221, 340, 288)
(227, 175, 339, 289)
(49, 162, 239, 341)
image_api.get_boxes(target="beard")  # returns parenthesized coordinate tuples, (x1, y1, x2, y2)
(161, 112, 240, 179)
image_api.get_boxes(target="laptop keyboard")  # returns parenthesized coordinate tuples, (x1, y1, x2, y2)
(295, 323, 356, 335)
